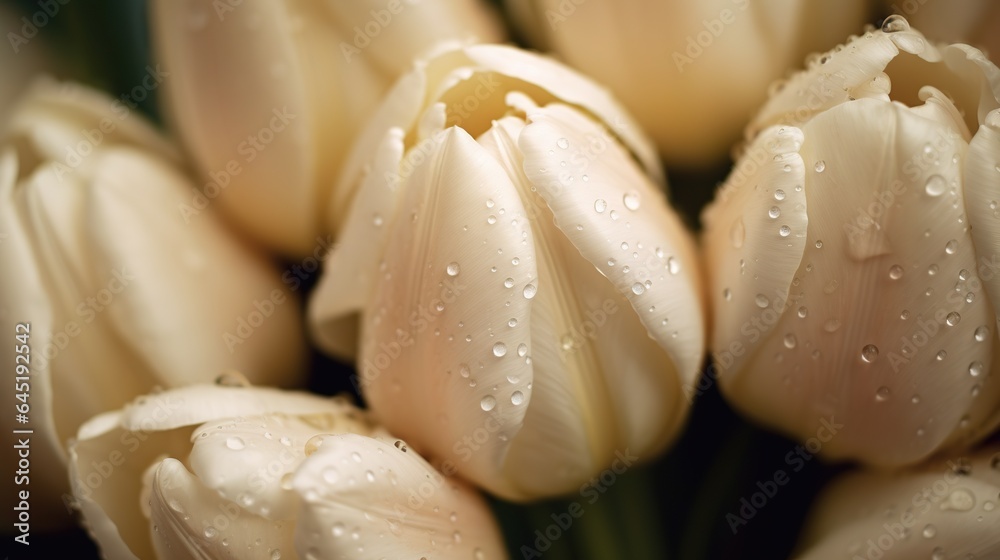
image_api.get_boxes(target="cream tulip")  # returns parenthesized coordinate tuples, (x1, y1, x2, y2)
(503, 0, 868, 166)
(794, 445, 1000, 559)
(68, 379, 507, 560)
(310, 44, 705, 500)
(150, 0, 505, 256)
(702, 19, 1000, 467)
(0, 80, 306, 527)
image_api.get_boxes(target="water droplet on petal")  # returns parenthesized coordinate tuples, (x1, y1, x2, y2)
(594, 199, 607, 213)
(632, 283, 645, 295)
(446, 262, 460, 276)
(768, 206, 781, 219)
(623, 192, 640, 211)
(975, 326, 990, 342)
(504, 277, 515, 289)
(556, 138, 569, 149)
(667, 257, 681, 275)
(925, 174, 946, 196)
(814, 160, 826, 172)
(969, 361, 984, 377)
(783, 334, 797, 349)
(226, 437, 245, 450)
(779, 225, 791, 237)
(480, 395, 496, 411)
(511, 391, 524, 405)
(861, 344, 879, 363)
(875, 386, 890, 401)
(492, 342, 507, 357)
(881, 14, 910, 33)
(946, 312, 961, 326)
(945, 240, 958, 255)
(522, 284, 537, 299)
(922, 524, 936, 538)
(888, 265, 904, 280)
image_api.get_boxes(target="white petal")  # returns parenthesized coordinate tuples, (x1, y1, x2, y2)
(357, 126, 536, 498)
(83, 147, 307, 388)
(702, 124, 809, 379)
(118, 385, 350, 433)
(519, 102, 706, 386)
(796, 446, 1000, 559)
(293, 434, 506, 560)
(68, 414, 192, 559)
(147, 458, 296, 560)
(186, 413, 374, 521)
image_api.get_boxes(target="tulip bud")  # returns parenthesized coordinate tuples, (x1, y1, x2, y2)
(68, 379, 507, 560)
(150, 0, 505, 256)
(503, 0, 868, 166)
(703, 19, 1000, 467)
(1, 80, 306, 527)
(794, 445, 1000, 559)
(310, 44, 705, 500)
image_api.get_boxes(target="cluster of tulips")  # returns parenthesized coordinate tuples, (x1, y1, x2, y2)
(3, 0, 1000, 558)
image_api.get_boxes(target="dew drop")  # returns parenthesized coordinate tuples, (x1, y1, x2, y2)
(487, 215, 497, 225)
(945, 239, 958, 255)
(824, 319, 842, 333)
(814, 160, 826, 172)
(556, 137, 569, 149)
(594, 199, 607, 213)
(969, 361, 984, 377)
(446, 262, 460, 276)
(667, 257, 681, 275)
(504, 277, 514, 289)
(755, 294, 770, 308)
(946, 312, 961, 326)
(888, 265, 904, 280)
(480, 395, 496, 411)
(815, 240, 823, 249)
(522, 284, 537, 299)
(768, 206, 781, 219)
(492, 342, 507, 357)
(797, 306, 808, 318)
(861, 344, 879, 363)
(774, 189, 786, 201)
(511, 391, 524, 405)
(779, 225, 791, 237)
(783, 334, 797, 349)
(975, 326, 990, 342)
(623, 192, 640, 211)
(730, 219, 746, 248)
(936, 350, 948, 361)
(875, 386, 890, 401)
(922, 524, 936, 538)
(632, 283, 646, 295)
(881, 14, 910, 33)
(204, 526, 218, 539)
(517, 343, 528, 357)
(928, 264, 939, 276)
(226, 437, 245, 451)
(925, 174, 947, 196)
(508, 318, 518, 328)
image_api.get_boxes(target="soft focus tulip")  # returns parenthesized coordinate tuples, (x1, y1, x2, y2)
(1, 80, 306, 527)
(794, 445, 1000, 559)
(310, 44, 705, 500)
(702, 19, 1000, 467)
(503, 0, 868, 167)
(885, 0, 1000, 63)
(150, 0, 505, 256)
(68, 379, 507, 560)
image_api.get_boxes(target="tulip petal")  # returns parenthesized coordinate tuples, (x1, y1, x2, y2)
(293, 434, 506, 560)
(358, 126, 537, 498)
(702, 124, 809, 380)
(722, 99, 991, 466)
(117, 385, 349, 433)
(147, 458, 297, 560)
(310, 127, 406, 359)
(186, 413, 374, 521)
(519, 102, 705, 388)
(796, 448, 1000, 559)
(69, 413, 192, 559)
(961, 108, 1000, 443)
(84, 147, 306, 387)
